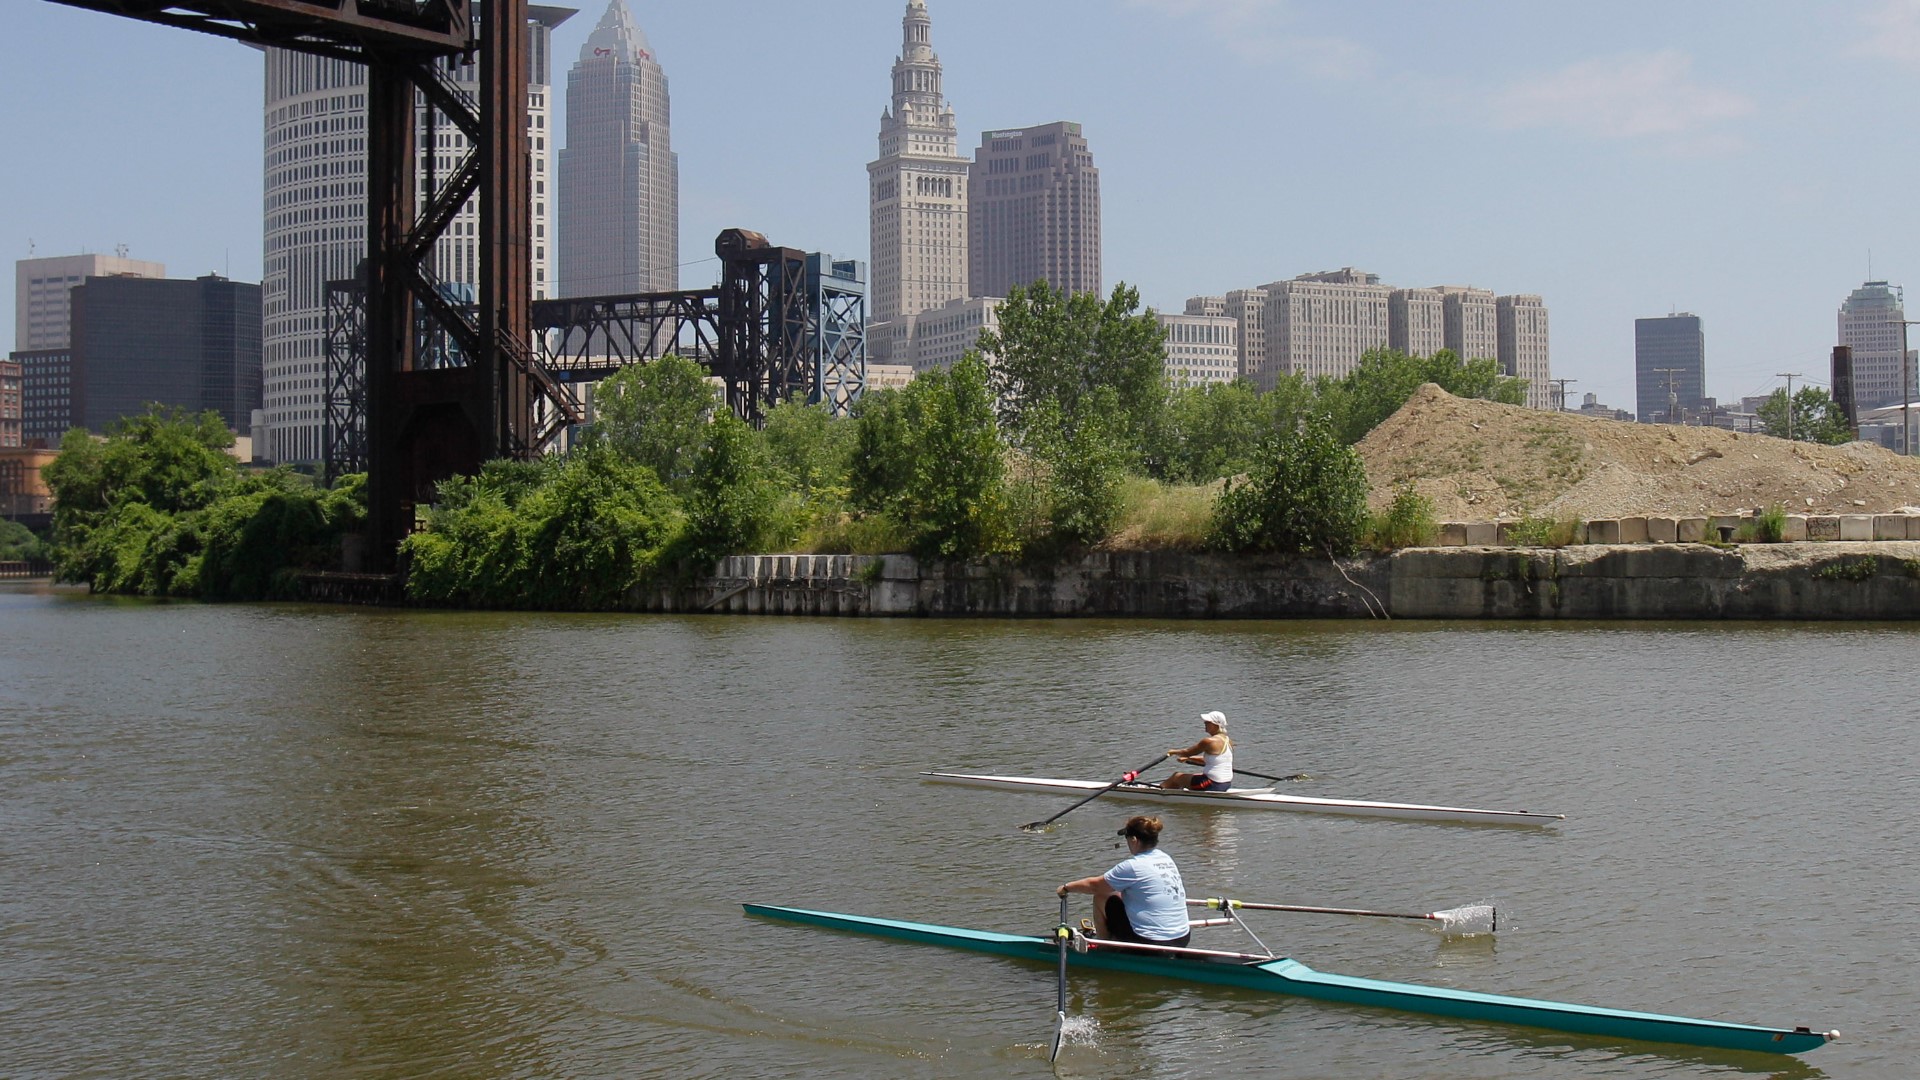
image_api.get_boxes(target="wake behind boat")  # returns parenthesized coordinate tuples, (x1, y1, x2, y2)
(922, 771, 1565, 826)
(744, 904, 1837, 1057)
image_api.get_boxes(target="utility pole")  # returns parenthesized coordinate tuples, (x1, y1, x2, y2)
(1777, 372, 1802, 442)
(1654, 368, 1684, 425)
(1550, 377, 1578, 412)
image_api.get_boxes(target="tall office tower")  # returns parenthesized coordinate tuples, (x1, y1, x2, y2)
(559, 0, 678, 298)
(1221, 288, 1267, 384)
(1387, 287, 1444, 358)
(1157, 312, 1238, 389)
(1438, 286, 1498, 361)
(967, 120, 1100, 300)
(1634, 313, 1706, 423)
(1497, 294, 1551, 409)
(1262, 269, 1389, 382)
(1838, 280, 1917, 409)
(869, 0, 970, 362)
(69, 274, 262, 433)
(1184, 296, 1225, 317)
(260, 7, 571, 465)
(16, 253, 166, 351)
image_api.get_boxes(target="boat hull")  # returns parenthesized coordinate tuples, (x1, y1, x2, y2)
(744, 905, 1833, 1056)
(921, 771, 1564, 826)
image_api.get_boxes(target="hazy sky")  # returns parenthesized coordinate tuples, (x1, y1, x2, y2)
(8, 0, 1920, 411)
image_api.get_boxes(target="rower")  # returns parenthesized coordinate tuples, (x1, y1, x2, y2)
(1161, 711, 1232, 791)
(1056, 815, 1191, 948)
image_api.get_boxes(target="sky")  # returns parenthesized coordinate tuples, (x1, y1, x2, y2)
(7, 0, 1920, 412)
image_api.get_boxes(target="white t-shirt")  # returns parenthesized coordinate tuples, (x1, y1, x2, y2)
(1103, 847, 1188, 941)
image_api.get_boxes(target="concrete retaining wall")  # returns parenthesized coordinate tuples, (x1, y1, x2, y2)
(1430, 513, 1920, 546)
(632, 543, 1920, 620)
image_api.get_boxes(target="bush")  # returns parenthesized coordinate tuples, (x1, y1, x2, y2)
(1366, 486, 1438, 550)
(1505, 515, 1580, 548)
(1210, 417, 1370, 556)
(1738, 505, 1788, 543)
(677, 414, 783, 566)
(404, 446, 681, 609)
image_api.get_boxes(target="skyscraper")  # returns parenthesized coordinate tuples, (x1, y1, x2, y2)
(1262, 269, 1389, 383)
(69, 274, 262, 434)
(16, 252, 165, 351)
(967, 121, 1100, 299)
(869, 0, 970, 361)
(1635, 313, 1705, 423)
(1438, 285, 1499, 362)
(260, 8, 570, 465)
(558, 0, 678, 298)
(1497, 294, 1551, 410)
(1837, 280, 1917, 410)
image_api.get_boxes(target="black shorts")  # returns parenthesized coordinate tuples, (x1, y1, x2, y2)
(1103, 895, 1192, 950)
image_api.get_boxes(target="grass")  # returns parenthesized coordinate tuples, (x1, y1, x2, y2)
(1104, 476, 1218, 551)
(796, 512, 913, 555)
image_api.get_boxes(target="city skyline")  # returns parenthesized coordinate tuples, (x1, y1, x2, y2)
(9, 1, 1920, 413)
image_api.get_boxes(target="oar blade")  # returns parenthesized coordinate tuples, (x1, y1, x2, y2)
(1048, 1010, 1066, 1062)
(1429, 903, 1497, 936)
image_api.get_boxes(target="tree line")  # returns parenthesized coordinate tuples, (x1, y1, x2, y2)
(39, 280, 1530, 605)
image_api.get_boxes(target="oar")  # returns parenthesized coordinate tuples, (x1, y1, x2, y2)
(1191, 897, 1498, 935)
(1235, 767, 1311, 783)
(1048, 894, 1070, 1063)
(1019, 753, 1169, 832)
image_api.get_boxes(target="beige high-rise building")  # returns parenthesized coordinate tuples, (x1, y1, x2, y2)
(868, 0, 969, 362)
(1388, 287, 1445, 358)
(909, 296, 1001, 374)
(1438, 286, 1499, 361)
(1262, 269, 1390, 382)
(1158, 313, 1238, 389)
(1497, 294, 1551, 409)
(16, 253, 166, 351)
(1189, 291, 1267, 385)
(968, 120, 1099, 300)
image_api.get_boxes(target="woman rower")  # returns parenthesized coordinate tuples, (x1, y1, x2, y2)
(1056, 815, 1190, 947)
(1161, 710, 1232, 791)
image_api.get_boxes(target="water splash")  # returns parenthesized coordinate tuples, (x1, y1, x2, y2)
(1057, 1014, 1101, 1045)
(1430, 903, 1497, 936)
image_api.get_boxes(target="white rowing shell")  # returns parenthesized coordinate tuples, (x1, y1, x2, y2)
(920, 772, 1564, 826)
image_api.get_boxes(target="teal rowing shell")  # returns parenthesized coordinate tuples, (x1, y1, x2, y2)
(742, 904, 1834, 1057)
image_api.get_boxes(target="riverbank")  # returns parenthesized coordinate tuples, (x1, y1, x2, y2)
(633, 542, 1920, 619)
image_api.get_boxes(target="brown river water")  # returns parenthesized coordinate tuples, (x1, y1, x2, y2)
(1, 581, 1913, 1079)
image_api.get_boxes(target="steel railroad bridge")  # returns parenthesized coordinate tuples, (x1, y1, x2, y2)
(47, 0, 866, 570)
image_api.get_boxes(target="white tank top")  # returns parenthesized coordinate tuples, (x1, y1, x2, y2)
(1202, 738, 1233, 783)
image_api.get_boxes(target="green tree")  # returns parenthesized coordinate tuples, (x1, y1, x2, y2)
(847, 387, 917, 516)
(589, 354, 720, 492)
(895, 353, 1012, 559)
(0, 520, 46, 562)
(1317, 348, 1527, 445)
(977, 280, 1168, 466)
(678, 414, 783, 564)
(1758, 387, 1854, 445)
(1210, 416, 1371, 556)
(1158, 380, 1270, 484)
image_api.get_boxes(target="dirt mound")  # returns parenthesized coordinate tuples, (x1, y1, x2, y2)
(1357, 384, 1920, 520)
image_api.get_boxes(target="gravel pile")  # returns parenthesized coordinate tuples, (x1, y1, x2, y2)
(1357, 384, 1920, 520)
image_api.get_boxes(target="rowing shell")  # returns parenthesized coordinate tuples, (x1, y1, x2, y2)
(922, 771, 1564, 826)
(744, 905, 1836, 1057)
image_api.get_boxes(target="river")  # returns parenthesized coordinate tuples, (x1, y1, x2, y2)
(1, 581, 1912, 1078)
